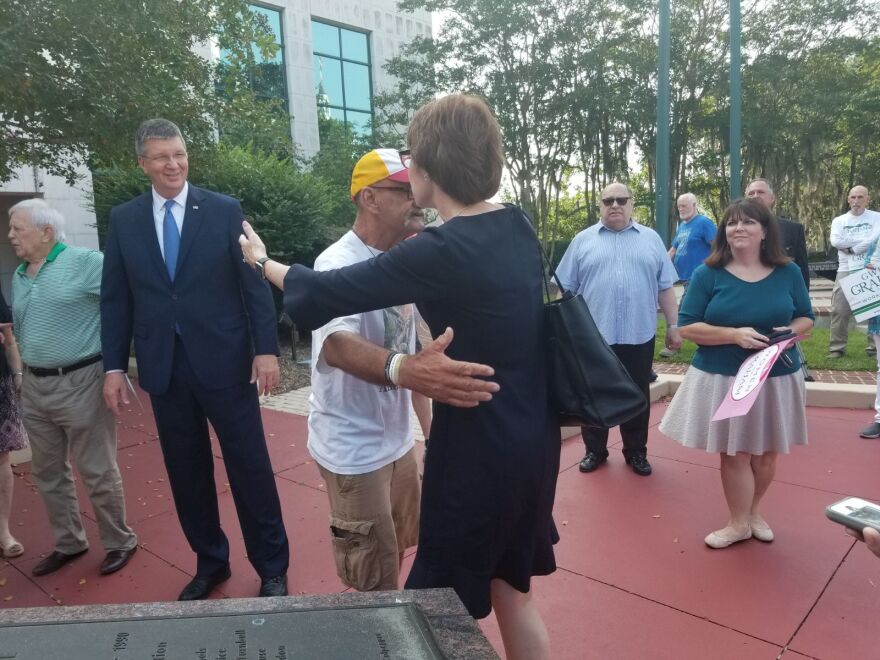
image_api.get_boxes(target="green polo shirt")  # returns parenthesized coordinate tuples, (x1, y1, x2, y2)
(11, 243, 104, 368)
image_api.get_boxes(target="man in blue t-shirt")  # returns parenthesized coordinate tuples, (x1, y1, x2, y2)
(662, 193, 717, 357)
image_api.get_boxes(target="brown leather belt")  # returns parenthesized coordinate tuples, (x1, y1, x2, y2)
(28, 354, 102, 377)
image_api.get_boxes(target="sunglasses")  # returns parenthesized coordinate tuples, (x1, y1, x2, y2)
(399, 149, 412, 168)
(369, 184, 414, 200)
(601, 196, 631, 207)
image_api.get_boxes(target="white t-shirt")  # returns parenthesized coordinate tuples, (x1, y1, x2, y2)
(830, 209, 880, 272)
(307, 231, 416, 475)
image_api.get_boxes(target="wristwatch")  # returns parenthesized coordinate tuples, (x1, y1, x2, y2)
(255, 256, 270, 280)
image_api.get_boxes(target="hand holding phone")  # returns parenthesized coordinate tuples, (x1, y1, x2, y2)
(767, 328, 795, 345)
(826, 497, 880, 533)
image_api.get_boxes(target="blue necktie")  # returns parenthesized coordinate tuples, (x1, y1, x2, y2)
(163, 199, 180, 281)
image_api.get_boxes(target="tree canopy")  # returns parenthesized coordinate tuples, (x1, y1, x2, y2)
(378, 0, 880, 249)
(0, 0, 288, 183)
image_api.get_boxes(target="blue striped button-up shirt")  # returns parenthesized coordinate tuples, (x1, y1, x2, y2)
(555, 221, 677, 345)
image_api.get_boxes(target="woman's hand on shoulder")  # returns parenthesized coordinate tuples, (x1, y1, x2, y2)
(732, 327, 769, 350)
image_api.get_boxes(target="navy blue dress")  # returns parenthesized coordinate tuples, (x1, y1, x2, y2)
(284, 206, 560, 618)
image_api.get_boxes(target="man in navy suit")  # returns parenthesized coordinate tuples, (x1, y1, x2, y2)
(101, 119, 289, 600)
(745, 178, 816, 381)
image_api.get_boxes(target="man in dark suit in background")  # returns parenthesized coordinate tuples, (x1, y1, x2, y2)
(100, 119, 290, 600)
(745, 178, 810, 289)
(746, 178, 815, 381)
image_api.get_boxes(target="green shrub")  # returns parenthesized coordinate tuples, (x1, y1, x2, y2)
(92, 165, 151, 247)
(546, 238, 573, 272)
(190, 145, 338, 267)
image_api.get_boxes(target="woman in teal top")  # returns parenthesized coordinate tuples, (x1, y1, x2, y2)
(660, 198, 814, 549)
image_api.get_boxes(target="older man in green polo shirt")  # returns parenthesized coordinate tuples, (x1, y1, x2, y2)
(8, 199, 137, 577)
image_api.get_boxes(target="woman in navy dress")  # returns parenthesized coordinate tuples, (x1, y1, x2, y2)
(241, 95, 559, 659)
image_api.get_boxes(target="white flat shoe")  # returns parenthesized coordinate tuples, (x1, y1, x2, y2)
(750, 520, 774, 542)
(705, 526, 752, 549)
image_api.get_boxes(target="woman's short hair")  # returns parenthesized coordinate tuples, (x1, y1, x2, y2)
(8, 198, 67, 242)
(406, 94, 504, 204)
(705, 198, 788, 268)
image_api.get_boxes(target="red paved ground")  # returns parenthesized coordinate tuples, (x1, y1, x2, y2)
(2, 394, 878, 659)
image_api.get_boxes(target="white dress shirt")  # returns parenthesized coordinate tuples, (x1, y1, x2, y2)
(151, 182, 188, 260)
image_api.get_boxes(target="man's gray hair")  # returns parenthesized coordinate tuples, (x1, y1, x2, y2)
(747, 177, 774, 193)
(678, 192, 698, 206)
(135, 118, 186, 156)
(8, 198, 66, 241)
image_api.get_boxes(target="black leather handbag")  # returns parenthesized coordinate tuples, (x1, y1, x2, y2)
(536, 224, 648, 428)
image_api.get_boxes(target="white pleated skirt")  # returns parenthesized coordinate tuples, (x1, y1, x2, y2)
(659, 366, 808, 455)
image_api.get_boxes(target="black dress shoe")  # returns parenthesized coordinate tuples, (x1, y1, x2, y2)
(178, 566, 232, 601)
(258, 575, 288, 597)
(579, 452, 608, 473)
(626, 454, 653, 476)
(99, 546, 138, 575)
(31, 549, 88, 576)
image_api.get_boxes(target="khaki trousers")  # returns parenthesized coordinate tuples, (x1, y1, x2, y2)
(829, 270, 855, 354)
(318, 447, 420, 591)
(20, 361, 137, 554)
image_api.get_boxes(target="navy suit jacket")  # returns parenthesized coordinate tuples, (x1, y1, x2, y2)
(100, 185, 279, 394)
(778, 217, 810, 291)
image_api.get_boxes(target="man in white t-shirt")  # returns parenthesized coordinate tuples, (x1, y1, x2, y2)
(828, 186, 880, 358)
(309, 149, 429, 591)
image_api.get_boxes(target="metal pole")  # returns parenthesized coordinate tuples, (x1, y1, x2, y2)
(729, 0, 742, 200)
(655, 0, 671, 244)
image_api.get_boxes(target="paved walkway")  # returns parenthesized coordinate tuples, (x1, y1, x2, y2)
(1, 384, 877, 659)
(653, 361, 875, 386)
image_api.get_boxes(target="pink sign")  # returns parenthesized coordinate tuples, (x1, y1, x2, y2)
(711, 336, 803, 421)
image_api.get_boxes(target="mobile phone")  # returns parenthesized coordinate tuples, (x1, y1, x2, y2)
(825, 497, 880, 533)
(767, 329, 795, 345)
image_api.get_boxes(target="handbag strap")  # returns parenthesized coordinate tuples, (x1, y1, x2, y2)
(512, 204, 569, 299)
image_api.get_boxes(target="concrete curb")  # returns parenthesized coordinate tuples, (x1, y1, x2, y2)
(650, 374, 874, 409)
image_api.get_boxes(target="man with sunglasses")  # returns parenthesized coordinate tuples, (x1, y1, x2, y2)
(307, 149, 429, 592)
(556, 182, 680, 476)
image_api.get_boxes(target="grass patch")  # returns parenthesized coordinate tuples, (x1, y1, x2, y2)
(653, 319, 876, 372)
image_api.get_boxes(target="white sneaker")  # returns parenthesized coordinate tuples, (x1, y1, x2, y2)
(659, 347, 678, 358)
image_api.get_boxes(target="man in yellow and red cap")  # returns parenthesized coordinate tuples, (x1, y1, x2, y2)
(308, 149, 430, 591)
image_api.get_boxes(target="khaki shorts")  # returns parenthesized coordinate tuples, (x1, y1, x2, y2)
(318, 447, 420, 591)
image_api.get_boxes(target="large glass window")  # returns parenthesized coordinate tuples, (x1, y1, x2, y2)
(248, 5, 287, 103)
(220, 4, 288, 106)
(311, 20, 372, 136)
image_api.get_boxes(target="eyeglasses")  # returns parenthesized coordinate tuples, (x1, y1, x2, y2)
(601, 196, 631, 207)
(398, 149, 412, 169)
(144, 152, 188, 165)
(369, 185, 414, 200)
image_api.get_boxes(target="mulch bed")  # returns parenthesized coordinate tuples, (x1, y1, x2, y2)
(275, 333, 312, 393)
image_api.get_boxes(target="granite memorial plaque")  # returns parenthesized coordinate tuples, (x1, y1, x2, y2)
(0, 589, 497, 659)
(0, 603, 444, 659)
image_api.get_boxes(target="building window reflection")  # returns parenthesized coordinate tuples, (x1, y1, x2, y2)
(219, 4, 288, 107)
(312, 20, 372, 137)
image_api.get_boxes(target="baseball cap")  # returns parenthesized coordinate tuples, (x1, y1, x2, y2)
(350, 149, 410, 199)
